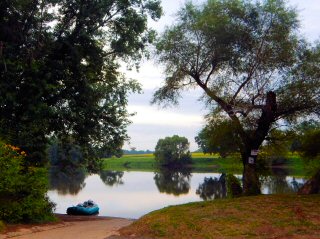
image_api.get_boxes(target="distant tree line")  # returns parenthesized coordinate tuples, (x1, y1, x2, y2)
(123, 149, 154, 155)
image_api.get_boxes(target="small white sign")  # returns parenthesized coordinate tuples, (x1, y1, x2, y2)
(251, 150, 259, 156)
(248, 157, 255, 164)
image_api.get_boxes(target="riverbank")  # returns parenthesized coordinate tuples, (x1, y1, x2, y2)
(0, 214, 134, 239)
(119, 194, 320, 238)
(2, 195, 319, 238)
(103, 153, 307, 175)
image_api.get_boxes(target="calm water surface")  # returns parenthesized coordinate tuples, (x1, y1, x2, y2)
(47, 170, 305, 219)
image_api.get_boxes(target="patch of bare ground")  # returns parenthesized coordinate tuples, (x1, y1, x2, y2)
(0, 214, 134, 239)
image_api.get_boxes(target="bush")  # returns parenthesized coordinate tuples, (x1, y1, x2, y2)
(226, 174, 242, 198)
(0, 220, 5, 232)
(154, 135, 192, 167)
(0, 140, 55, 223)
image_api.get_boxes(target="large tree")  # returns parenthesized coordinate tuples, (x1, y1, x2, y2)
(0, 0, 162, 167)
(152, 0, 319, 195)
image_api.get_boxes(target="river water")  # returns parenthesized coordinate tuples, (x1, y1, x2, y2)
(47, 169, 306, 219)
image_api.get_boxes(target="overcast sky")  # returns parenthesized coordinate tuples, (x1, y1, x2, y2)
(123, 0, 320, 151)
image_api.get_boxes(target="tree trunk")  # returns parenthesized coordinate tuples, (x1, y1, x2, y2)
(298, 170, 320, 194)
(240, 92, 277, 195)
(242, 150, 261, 195)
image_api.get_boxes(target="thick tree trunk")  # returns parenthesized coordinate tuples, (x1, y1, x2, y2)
(242, 150, 261, 195)
(240, 91, 277, 195)
(298, 171, 320, 194)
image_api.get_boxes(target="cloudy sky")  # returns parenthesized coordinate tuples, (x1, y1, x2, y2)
(123, 0, 320, 151)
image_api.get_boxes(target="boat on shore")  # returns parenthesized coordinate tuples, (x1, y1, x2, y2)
(67, 200, 99, 215)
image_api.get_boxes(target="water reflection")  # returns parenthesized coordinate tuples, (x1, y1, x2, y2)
(49, 166, 86, 195)
(260, 167, 304, 194)
(261, 176, 303, 194)
(99, 170, 124, 186)
(48, 169, 306, 218)
(154, 168, 192, 196)
(196, 174, 227, 200)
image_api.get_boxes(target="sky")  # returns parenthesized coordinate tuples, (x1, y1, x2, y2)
(122, 0, 320, 151)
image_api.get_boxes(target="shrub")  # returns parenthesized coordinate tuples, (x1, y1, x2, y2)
(226, 174, 242, 198)
(0, 220, 5, 232)
(0, 140, 55, 223)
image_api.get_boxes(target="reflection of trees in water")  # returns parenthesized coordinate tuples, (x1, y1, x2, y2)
(263, 176, 302, 194)
(99, 171, 124, 186)
(196, 174, 227, 200)
(260, 167, 304, 193)
(154, 168, 192, 196)
(49, 166, 86, 195)
(261, 175, 304, 194)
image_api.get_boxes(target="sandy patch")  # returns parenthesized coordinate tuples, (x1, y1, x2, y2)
(0, 214, 134, 239)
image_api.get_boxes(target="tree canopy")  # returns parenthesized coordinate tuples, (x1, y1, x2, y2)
(154, 135, 192, 166)
(195, 118, 240, 157)
(0, 0, 162, 167)
(152, 0, 319, 195)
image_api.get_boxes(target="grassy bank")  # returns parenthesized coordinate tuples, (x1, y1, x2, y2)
(102, 153, 243, 173)
(120, 194, 320, 239)
(102, 153, 307, 175)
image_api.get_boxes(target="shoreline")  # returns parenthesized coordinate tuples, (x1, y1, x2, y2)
(1, 213, 134, 239)
(54, 213, 135, 222)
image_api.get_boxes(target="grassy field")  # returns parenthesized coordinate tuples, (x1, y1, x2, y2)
(119, 194, 320, 239)
(102, 153, 243, 173)
(102, 154, 156, 171)
(102, 153, 307, 175)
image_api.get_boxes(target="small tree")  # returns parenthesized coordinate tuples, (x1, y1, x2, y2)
(0, 140, 55, 223)
(154, 135, 192, 167)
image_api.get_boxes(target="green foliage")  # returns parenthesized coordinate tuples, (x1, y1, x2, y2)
(48, 138, 84, 168)
(257, 129, 294, 168)
(0, 220, 5, 232)
(285, 120, 320, 174)
(152, 0, 319, 194)
(226, 174, 242, 198)
(299, 129, 320, 160)
(0, 0, 162, 167)
(195, 119, 240, 157)
(0, 140, 55, 223)
(154, 135, 192, 166)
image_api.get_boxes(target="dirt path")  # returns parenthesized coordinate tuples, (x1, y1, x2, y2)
(0, 214, 134, 239)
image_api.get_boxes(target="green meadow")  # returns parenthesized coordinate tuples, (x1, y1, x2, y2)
(102, 152, 307, 175)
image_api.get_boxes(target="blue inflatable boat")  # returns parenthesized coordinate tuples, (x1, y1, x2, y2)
(67, 200, 99, 215)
